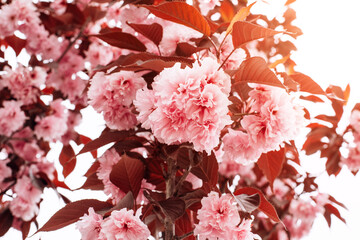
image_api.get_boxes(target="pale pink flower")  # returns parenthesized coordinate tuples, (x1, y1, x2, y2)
(350, 110, 360, 135)
(194, 191, 240, 240)
(271, 179, 290, 198)
(217, 32, 246, 70)
(10, 127, 42, 162)
(100, 208, 150, 240)
(341, 144, 360, 171)
(222, 129, 263, 165)
(14, 175, 42, 203)
(229, 219, 258, 240)
(34, 115, 68, 142)
(185, 172, 203, 189)
(137, 58, 232, 153)
(2, 66, 45, 104)
(97, 149, 126, 203)
(88, 71, 145, 130)
(0, 101, 26, 136)
(198, 0, 220, 15)
(76, 207, 104, 240)
(283, 215, 313, 240)
(9, 196, 39, 221)
(289, 199, 322, 220)
(59, 77, 87, 103)
(86, 41, 114, 67)
(134, 88, 157, 129)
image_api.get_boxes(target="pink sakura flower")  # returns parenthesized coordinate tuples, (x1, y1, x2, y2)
(59, 76, 87, 103)
(194, 191, 240, 240)
(283, 215, 313, 240)
(0, 101, 26, 136)
(10, 127, 43, 162)
(341, 144, 360, 172)
(350, 110, 360, 135)
(86, 41, 114, 68)
(100, 208, 150, 240)
(221, 129, 263, 165)
(97, 149, 126, 203)
(230, 219, 258, 240)
(271, 179, 290, 198)
(198, 0, 220, 15)
(76, 207, 104, 240)
(241, 85, 305, 153)
(34, 114, 68, 142)
(2, 66, 46, 104)
(289, 198, 323, 220)
(10, 175, 42, 221)
(136, 58, 232, 153)
(88, 71, 146, 130)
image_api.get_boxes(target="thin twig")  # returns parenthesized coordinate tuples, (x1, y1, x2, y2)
(218, 48, 236, 70)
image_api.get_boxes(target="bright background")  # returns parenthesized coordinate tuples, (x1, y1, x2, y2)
(6, 0, 360, 239)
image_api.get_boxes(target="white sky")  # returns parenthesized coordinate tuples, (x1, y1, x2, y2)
(5, 0, 360, 239)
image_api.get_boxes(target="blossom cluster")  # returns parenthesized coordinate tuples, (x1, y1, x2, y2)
(341, 110, 360, 171)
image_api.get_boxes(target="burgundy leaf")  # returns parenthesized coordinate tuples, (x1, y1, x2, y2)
(127, 22, 163, 46)
(0, 208, 13, 237)
(290, 72, 325, 95)
(94, 30, 147, 52)
(5, 35, 26, 56)
(109, 154, 145, 198)
(234, 187, 281, 222)
(233, 57, 285, 89)
(232, 21, 282, 49)
(79, 172, 104, 191)
(37, 199, 112, 232)
(159, 197, 186, 221)
(142, 2, 211, 36)
(257, 148, 285, 187)
(190, 152, 218, 187)
(59, 144, 76, 178)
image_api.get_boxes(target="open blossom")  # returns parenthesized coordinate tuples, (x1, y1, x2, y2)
(198, 0, 220, 15)
(221, 129, 263, 165)
(230, 219, 259, 240)
(76, 207, 104, 240)
(194, 191, 240, 240)
(100, 208, 150, 240)
(88, 71, 146, 130)
(0, 101, 26, 136)
(0, 159, 12, 190)
(341, 144, 360, 171)
(350, 110, 360, 136)
(135, 57, 232, 153)
(241, 85, 305, 154)
(289, 198, 323, 220)
(2, 66, 46, 104)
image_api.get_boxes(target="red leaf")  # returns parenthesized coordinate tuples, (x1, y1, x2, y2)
(285, 0, 296, 5)
(324, 203, 346, 226)
(234, 187, 281, 222)
(59, 145, 76, 178)
(94, 29, 146, 52)
(232, 21, 281, 49)
(220, 0, 235, 22)
(158, 197, 186, 221)
(257, 148, 285, 187)
(37, 199, 112, 232)
(175, 42, 207, 57)
(4, 35, 26, 56)
(175, 211, 195, 240)
(127, 22, 163, 46)
(233, 57, 285, 89)
(79, 135, 97, 158)
(290, 73, 325, 95)
(0, 208, 13, 237)
(142, 2, 211, 36)
(191, 152, 218, 187)
(300, 95, 325, 103)
(109, 154, 145, 198)
(79, 172, 104, 191)
(77, 129, 132, 156)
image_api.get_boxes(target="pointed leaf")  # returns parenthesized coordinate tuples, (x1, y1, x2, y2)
(232, 21, 282, 49)
(175, 42, 207, 57)
(127, 22, 163, 46)
(79, 172, 104, 190)
(191, 152, 218, 187)
(324, 203, 346, 226)
(37, 199, 112, 232)
(257, 148, 285, 187)
(5, 35, 26, 56)
(290, 73, 325, 95)
(220, 0, 235, 22)
(159, 197, 186, 221)
(0, 208, 13, 237)
(234, 187, 281, 222)
(109, 154, 145, 198)
(233, 57, 285, 89)
(142, 2, 211, 36)
(59, 145, 76, 178)
(94, 30, 146, 52)
(226, 2, 256, 34)
(79, 135, 97, 158)
(77, 130, 132, 156)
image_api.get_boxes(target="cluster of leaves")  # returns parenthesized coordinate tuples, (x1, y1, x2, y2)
(0, 0, 355, 239)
